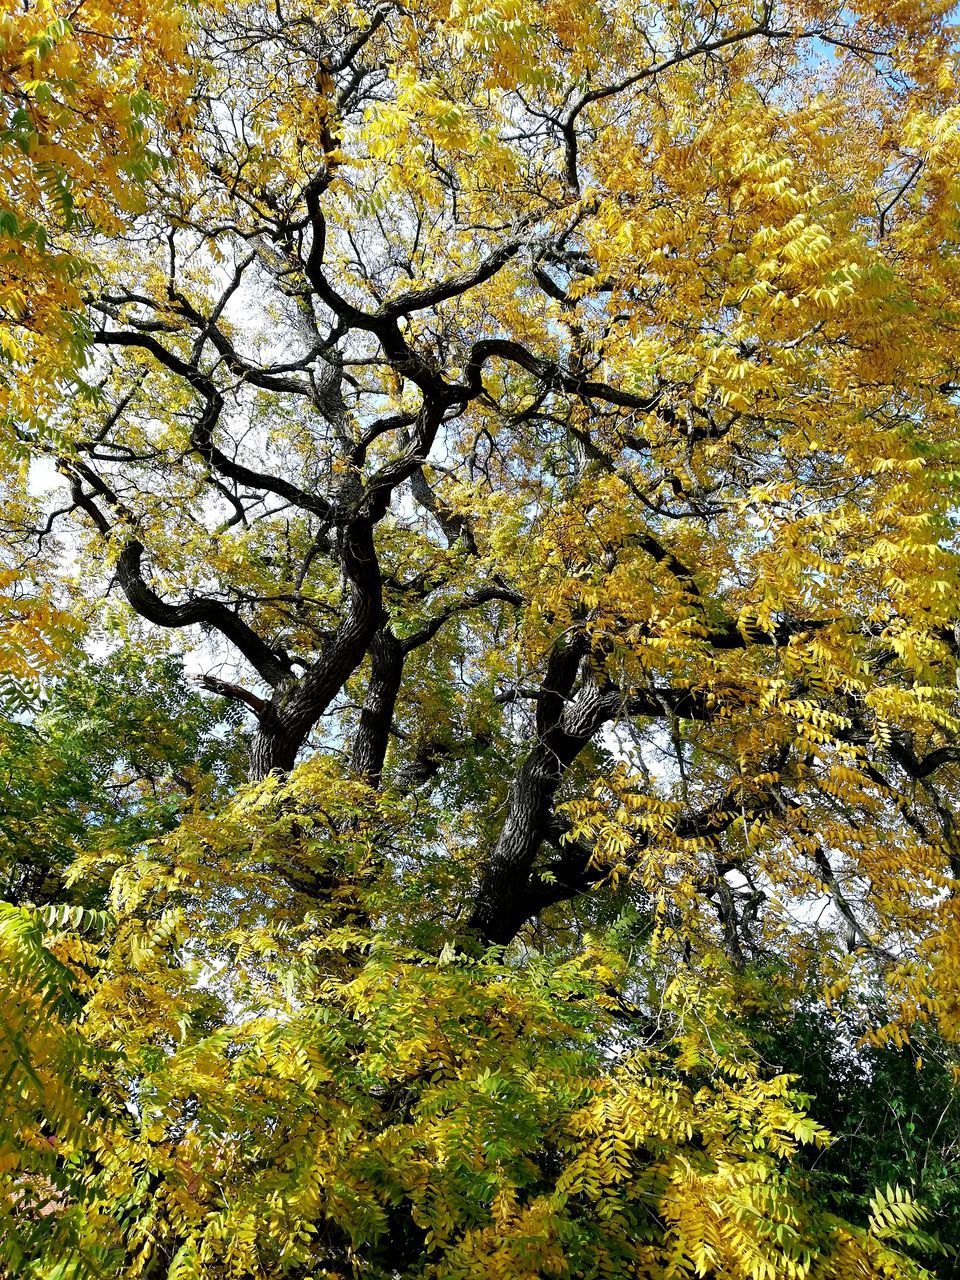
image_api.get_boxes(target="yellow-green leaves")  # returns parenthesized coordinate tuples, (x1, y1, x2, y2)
(5, 0, 960, 1275)
(0, 0, 190, 434)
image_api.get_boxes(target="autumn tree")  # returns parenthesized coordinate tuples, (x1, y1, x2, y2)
(0, 0, 189, 420)
(5, 0, 960, 1275)
(0, 0, 190, 713)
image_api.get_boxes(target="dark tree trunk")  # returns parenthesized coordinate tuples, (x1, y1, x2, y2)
(247, 519, 384, 779)
(351, 626, 404, 785)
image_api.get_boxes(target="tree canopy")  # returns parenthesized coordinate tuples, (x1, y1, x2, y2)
(4, 0, 960, 1276)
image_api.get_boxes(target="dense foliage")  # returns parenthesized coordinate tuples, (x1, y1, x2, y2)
(4, 0, 960, 1276)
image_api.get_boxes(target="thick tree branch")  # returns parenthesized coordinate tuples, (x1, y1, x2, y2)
(350, 625, 404, 785)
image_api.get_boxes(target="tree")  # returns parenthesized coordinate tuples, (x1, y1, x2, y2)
(5, 0, 960, 1275)
(753, 998, 960, 1270)
(0, 643, 243, 907)
(0, 0, 189, 429)
(0, 0, 190, 708)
